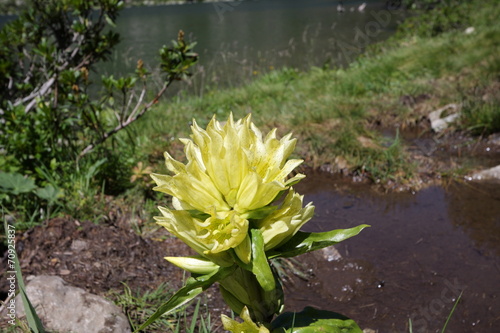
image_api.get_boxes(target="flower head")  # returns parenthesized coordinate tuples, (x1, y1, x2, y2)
(152, 113, 305, 214)
(152, 114, 307, 261)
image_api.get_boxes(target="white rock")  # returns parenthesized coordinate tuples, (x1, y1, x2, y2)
(428, 103, 461, 132)
(471, 165, 500, 182)
(321, 246, 342, 262)
(15, 275, 131, 333)
(465, 27, 475, 34)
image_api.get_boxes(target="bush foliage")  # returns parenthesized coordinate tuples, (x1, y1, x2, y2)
(0, 0, 197, 223)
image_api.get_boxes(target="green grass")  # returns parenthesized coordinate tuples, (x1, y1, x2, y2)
(108, 282, 213, 333)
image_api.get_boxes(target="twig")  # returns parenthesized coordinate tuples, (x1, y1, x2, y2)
(15, 76, 56, 112)
(78, 80, 172, 157)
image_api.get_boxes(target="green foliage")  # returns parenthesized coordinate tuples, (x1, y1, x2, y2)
(266, 225, 370, 259)
(271, 307, 362, 333)
(109, 282, 213, 332)
(0, 0, 121, 168)
(0, 0, 197, 224)
(362, 132, 413, 183)
(0, 0, 196, 170)
(397, 0, 474, 38)
(460, 98, 500, 136)
(134, 266, 235, 332)
(0, 172, 37, 195)
(0, 171, 62, 228)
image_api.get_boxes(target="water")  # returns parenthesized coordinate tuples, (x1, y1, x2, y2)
(287, 173, 500, 332)
(107, 0, 405, 91)
(0, 1, 405, 94)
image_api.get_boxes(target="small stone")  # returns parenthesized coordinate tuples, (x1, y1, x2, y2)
(15, 275, 131, 333)
(464, 27, 475, 34)
(357, 136, 380, 149)
(335, 156, 349, 170)
(320, 246, 342, 262)
(70, 239, 89, 252)
(363, 329, 377, 333)
(428, 103, 460, 132)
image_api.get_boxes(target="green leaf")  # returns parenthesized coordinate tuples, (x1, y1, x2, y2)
(250, 229, 275, 291)
(266, 225, 370, 259)
(219, 283, 247, 314)
(270, 307, 363, 333)
(35, 185, 61, 203)
(104, 14, 116, 27)
(0, 172, 37, 195)
(133, 265, 236, 333)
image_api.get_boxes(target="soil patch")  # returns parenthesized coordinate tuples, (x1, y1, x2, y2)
(0, 217, 229, 332)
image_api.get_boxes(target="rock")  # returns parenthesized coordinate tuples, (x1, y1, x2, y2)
(363, 329, 377, 333)
(488, 133, 500, 146)
(70, 239, 89, 252)
(15, 275, 131, 333)
(320, 246, 342, 262)
(470, 165, 500, 182)
(335, 156, 350, 170)
(464, 27, 475, 34)
(428, 103, 461, 132)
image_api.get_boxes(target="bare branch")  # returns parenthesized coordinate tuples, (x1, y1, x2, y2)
(127, 85, 147, 124)
(78, 80, 172, 158)
(15, 76, 56, 113)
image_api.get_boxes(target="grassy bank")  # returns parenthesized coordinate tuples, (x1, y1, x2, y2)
(131, 0, 500, 189)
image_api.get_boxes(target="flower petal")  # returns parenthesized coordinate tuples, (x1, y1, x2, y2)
(165, 256, 219, 274)
(256, 189, 315, 251)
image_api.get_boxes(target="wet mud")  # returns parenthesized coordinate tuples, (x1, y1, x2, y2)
(285, 173, 500, 333)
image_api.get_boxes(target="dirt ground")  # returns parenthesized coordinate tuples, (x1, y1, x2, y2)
(0, 217, 230, 332)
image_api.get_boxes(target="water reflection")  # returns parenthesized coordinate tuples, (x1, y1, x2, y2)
(445, 181, 500, 257)
(108, 0, 404, 89)
(0, 1, 405, 95)
(290, 173, 500, 332)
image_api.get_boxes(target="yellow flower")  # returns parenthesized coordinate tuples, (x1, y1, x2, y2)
(154, 206, 245, 266)
(255, 189, 315, 251)
(152, 113, 305, 214)
(221, 306, 270, 333)
(152, 114, 307, 262)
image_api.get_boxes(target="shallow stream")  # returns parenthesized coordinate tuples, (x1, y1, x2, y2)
(285, 173, 500, 332)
